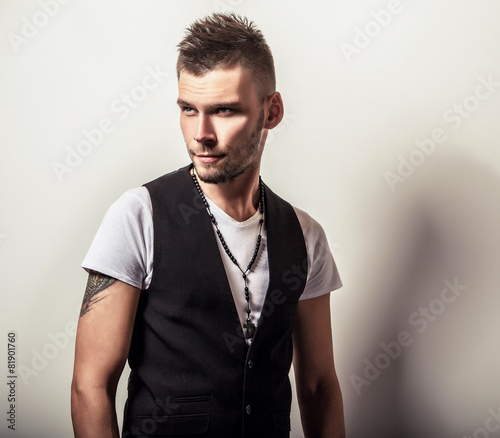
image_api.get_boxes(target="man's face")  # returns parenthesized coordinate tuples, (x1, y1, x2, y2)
(177, 65, 265, 184)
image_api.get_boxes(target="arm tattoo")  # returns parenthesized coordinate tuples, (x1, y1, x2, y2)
(80, 271, 116, 316)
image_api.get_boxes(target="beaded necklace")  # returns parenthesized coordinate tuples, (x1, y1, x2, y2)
(191, 170, 265, 339)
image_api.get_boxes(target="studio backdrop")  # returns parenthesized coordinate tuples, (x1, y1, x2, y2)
(1, 1, 500, 437)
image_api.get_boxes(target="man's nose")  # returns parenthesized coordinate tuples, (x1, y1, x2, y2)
(193, 114, 216, 144)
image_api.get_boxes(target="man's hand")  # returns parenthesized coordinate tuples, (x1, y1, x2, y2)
(71, 271, 140, 438)
(293, 293, 345, 438)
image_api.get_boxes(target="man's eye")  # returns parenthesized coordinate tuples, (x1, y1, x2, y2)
(182, 107, 195, 114)
(216, 108, 233, 114)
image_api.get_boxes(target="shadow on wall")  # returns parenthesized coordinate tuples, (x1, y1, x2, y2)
(346, 148, 500, 438)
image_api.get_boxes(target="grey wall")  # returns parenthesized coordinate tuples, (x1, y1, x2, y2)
(1, 1, 499, 436)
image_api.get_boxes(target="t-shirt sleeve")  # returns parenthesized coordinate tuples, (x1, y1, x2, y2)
(81, 187, 153, 290)
(294, 207, 342, 300)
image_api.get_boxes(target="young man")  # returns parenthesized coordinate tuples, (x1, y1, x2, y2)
(71, 13, 345, 438)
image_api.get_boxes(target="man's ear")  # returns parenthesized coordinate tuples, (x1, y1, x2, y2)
(263, 91, 284, 130)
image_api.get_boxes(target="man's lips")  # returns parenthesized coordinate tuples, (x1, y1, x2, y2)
(195, 154, 224, 163)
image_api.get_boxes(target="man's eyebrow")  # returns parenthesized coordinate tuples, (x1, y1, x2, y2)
(209, 102, 243, 109)
(177, 99, 192, 107)
(176, 99, 243, 109)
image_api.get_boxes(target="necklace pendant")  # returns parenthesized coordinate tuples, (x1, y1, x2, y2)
(244, 321, 256, 339)
(191, 170, 264, 343)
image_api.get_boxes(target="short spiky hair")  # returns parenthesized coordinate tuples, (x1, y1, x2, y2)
(177, 13, 276, 99)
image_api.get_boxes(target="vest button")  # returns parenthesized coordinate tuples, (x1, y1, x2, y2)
(246, 405, 251, 415)
(248, 360, 253, 369)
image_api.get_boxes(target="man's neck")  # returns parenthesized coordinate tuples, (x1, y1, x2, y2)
(195, 168, 261, 222)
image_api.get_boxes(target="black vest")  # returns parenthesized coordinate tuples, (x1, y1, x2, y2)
(122, 166, 307, 438)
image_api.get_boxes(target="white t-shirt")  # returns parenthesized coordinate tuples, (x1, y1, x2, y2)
(82, 187, 342, 335)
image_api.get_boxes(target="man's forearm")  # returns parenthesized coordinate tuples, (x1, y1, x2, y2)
(71, 386, 120, 438)
(298, 377, 345, 438)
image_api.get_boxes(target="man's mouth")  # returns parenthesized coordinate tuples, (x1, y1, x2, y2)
(195, 154, 224, 164)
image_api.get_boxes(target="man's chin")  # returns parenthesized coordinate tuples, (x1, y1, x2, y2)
(193, 164, 245, 185)
(193, 165, 227, 185)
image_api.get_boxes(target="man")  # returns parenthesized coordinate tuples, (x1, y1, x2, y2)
(71, 13, 345, 438)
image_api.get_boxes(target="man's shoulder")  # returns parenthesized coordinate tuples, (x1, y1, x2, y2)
(292, 206, 324, 237)
(143, 165, 192, 192)
(261, 183, 326, 238)
(106, 186, 152, 219)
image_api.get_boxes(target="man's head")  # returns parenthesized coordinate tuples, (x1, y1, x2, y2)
(177, 13, 276, 102)
(176, 14, 283, 185)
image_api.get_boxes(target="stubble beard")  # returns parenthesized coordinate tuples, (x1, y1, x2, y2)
(191, 111, 265, 184)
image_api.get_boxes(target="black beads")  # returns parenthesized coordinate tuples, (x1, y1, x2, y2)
(191, 168, 265, 340)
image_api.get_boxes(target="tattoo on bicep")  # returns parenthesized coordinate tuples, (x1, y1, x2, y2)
(80, 271, 116, 316)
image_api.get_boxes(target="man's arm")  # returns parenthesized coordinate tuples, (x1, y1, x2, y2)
(293, 293, 345, 438)
(71, 271, 141, 438)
